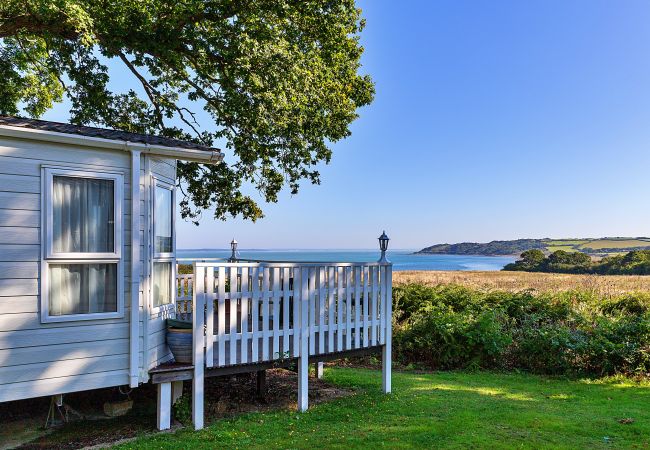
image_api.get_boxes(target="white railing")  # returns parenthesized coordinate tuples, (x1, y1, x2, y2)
(176, 260, 393, 429)
(185, 261, 392, 367)
(176, 272, 193, 320)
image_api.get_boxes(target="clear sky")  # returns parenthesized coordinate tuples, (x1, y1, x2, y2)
(45, 1, 650, 250)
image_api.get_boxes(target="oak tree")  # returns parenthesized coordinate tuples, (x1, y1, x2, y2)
(0, 1, 374, 221)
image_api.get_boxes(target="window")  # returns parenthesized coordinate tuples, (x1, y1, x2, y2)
(42, 168, 123, 322)
(153, 262, 172, 307)
(152, 179, 174, 308)
(154, 185, 173, 255)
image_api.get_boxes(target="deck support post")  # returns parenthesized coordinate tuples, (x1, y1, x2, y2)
(256, 370, 267, 398)
(157, 382, 171, 430)
(382, 344, 391, 394)
(192, 264, 205, 430)
(316, 362, 324, 379)
(298, 354, 309, 411)
(172, 381, 183, 405)
(297, 267, 310, 412)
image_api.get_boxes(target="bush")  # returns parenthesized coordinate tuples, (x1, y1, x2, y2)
(392, 284, 650, 377)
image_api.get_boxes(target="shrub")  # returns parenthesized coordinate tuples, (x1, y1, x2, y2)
(392, 283, 650, 377)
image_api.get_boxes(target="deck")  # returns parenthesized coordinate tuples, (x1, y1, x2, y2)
(153, 260, 393, 430)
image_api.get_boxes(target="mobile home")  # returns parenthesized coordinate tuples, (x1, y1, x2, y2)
(0, 116, 393, 431)
(0, 116, 222, 400)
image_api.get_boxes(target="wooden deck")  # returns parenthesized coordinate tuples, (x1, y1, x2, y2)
(155, 260, 393, 431)
(149, 344, 383, 384)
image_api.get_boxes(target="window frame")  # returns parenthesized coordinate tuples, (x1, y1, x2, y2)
(151, 177, 176, 313)
(41, 166, 124, 323)
(43, 167, 123, 260)
(152, 179, 175, 260)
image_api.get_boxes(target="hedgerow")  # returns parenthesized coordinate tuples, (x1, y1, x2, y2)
(392, 284, 650, 376)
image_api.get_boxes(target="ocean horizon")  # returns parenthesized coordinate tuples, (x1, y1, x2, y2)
(177, 249, 516, 272)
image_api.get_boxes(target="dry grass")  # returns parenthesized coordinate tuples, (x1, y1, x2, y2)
(393, 270, 650, 296)
(579, 238, 650, 249)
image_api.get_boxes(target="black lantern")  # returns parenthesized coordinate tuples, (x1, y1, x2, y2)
(229, 238, 238, 262)
(378, 231, 389, 263)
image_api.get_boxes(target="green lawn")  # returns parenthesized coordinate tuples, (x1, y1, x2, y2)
(118, 368, 650, 449)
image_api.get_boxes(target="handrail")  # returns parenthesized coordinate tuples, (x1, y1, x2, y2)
(176, 257, 228, 262)
(195, 260, 391, 268)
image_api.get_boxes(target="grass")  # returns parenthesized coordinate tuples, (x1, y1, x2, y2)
(116, 368, 650, 449)
(393, 270, 650, 295)
(545, 240, 590, 246)
(546, 245, 580, 253)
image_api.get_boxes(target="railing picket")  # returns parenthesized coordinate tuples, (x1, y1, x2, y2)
(345, 266, 352, 351)
(229, 267, 238, 365)
(282, 267, 290, 355)
(272, 267, 281, 359)
(262, 267, 270, 360)
(217, 267, 226, 366)
(336, 266, 344, 352)
(362, 266, 369, 348)
(318, 266, 326, 354)
(251, 266, 260, 363)
(292, 268, 301, 358)
(309, 268, 317, 355)
(240, 267, 249, 364)
(205, 267, 215, 367)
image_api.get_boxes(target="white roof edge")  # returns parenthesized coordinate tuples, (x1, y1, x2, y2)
(0, 124, 224, 164)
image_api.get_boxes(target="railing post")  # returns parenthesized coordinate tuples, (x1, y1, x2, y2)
(192, 263, 205, 430)
(377, 231, 392, 394)
(381, 263, 393, 394)
(297, 267, 310, 412)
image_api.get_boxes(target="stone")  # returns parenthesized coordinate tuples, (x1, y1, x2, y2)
(103, 400, 133, 417)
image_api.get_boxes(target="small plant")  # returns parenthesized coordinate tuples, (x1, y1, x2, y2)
(172, 393, 192, 425)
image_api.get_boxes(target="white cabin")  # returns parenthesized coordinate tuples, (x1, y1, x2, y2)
(0, 116, 222, 402)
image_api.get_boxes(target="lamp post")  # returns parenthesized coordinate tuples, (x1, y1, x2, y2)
(229, 238, 238, 262)
(378, 231, 390, 264)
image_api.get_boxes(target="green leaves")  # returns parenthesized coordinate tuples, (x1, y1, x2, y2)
(392, 283, 650, 375)
(0, 0, 374, 221)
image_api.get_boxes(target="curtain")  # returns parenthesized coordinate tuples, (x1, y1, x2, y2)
(154, 186, 172, 253)
(49, 264, 117, 315)
(153, 262, 172, 307)
(53, 176, 114, 253)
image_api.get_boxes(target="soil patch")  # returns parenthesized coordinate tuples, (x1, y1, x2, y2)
(2, 368, 351, 450)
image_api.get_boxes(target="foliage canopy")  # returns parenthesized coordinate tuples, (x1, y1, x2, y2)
(0, 0, 374, 221)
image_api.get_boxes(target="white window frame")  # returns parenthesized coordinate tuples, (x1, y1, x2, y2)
(43, 167, 123, 259)
(41, 166, 124, 323)
(151, 177, 176, 313)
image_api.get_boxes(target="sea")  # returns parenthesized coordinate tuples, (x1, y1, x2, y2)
(177, 249, 516, 272)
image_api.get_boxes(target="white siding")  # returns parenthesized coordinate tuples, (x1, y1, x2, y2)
(0, 136, 146, 403)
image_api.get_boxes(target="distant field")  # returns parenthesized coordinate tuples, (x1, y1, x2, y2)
(578, 238, 650, 250)
(547, 240, 589, 246)
(545, 245, 579, 253)
(393, 270, 650, 295)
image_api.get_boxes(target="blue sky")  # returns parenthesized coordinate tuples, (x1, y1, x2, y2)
(45, 1, 650, 250)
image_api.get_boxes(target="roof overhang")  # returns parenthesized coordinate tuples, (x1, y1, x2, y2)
(0, 123, 224, 164)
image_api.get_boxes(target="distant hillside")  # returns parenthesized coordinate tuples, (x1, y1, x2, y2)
(416, 238, 650, 256)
